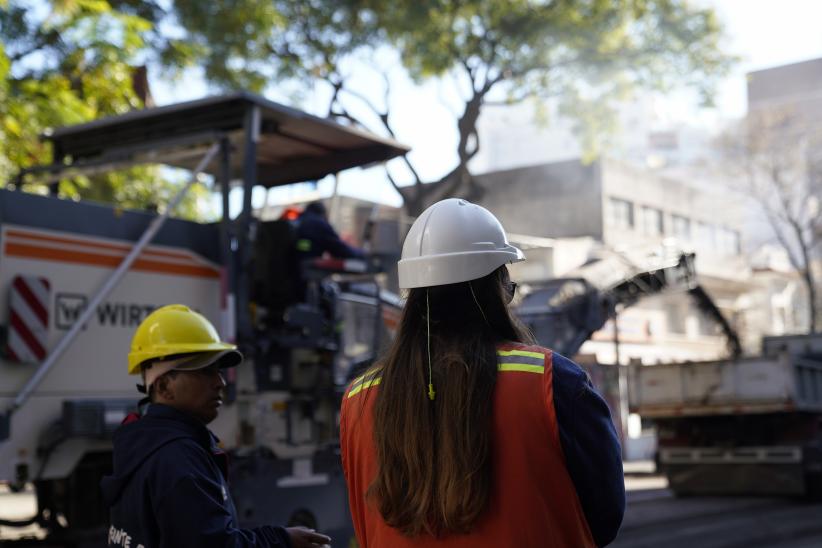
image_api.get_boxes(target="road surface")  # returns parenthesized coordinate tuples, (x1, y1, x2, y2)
(3, 473, 822, 546)
(615, 475, 822, 547)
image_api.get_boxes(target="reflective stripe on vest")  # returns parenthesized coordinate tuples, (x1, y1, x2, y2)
(348, 369, 382, 398)
(347, 350, 546, 400)
(497, 349, 545, 374)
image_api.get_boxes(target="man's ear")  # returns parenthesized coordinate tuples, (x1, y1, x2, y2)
(154, 374, 175, 402)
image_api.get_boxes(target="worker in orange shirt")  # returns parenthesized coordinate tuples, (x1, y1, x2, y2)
(339, 198, 625, 547)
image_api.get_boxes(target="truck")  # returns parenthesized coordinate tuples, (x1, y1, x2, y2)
(629, 333, 822, 498)
(0, 92, 408, 546)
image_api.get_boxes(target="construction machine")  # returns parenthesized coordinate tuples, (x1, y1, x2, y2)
(515, 248, 743, 458)
(0, 93, 407, 546)
(516, 250, 741, 358)
(517, 247, 822, 498)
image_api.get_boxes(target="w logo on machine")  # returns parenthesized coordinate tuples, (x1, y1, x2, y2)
(7, 275, 50, 364)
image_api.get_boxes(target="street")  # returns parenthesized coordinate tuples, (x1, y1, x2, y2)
(3, 474, 822, 546)
(616, 475, 822, 547)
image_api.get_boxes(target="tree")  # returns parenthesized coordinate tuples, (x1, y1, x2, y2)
(168, 0, 733, 215)
(0, 0, 207, 219)
(2, 1, 735, 218)
(723, 108, 822, 332)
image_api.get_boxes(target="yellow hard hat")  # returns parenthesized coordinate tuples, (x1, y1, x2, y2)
(128, 304, 238, 375)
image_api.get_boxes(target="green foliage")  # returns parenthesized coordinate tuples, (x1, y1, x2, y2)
(169, 0, 733, 205)
(362, 0, 733, 156)
(169, 1, 285, 91)
(170, 0, 382, 92)
(0, 0, 205, 219)
(1, 0, 736, 215)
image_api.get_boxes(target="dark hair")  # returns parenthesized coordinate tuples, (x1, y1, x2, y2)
(367, 266, 533, 537)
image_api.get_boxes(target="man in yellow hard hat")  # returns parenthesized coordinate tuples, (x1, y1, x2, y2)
(100, 304, 332, 548)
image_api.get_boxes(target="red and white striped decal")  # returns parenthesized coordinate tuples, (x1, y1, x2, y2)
(8, 275, 50, 364)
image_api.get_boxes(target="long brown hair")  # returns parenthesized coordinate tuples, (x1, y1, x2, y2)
(368, 265, 533, 537)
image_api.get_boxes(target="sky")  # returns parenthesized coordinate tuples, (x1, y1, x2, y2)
(151, 0, 822, 214)
(707, 0, 822, 118)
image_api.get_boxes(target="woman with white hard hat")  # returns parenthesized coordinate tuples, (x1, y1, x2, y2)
(340, 199, 625, 547)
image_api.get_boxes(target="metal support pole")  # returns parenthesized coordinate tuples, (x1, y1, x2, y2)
(48, 143, 64, 196)
(219, 138, 238, 402)
(235, 106, 260, 341)
(6, 143, 220, 416)
(219, 136, 236, 342)
(330, 174, 341, 227)
(614, 310, 630, 457)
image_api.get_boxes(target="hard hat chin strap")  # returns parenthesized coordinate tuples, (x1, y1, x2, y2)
(136, 370, 150, 412)
(137, 368, 148, 394)
(426, 290, 436, 401)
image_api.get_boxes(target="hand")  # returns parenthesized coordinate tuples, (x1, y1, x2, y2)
(286, 526, 332, 547)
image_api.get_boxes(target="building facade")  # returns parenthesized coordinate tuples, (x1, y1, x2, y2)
(473, 158, 799, 364)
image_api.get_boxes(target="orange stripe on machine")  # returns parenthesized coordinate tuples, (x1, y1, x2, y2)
(3, 226, 219, 278)
(5, 243, 220, 279)
(5, 229, 195, 261)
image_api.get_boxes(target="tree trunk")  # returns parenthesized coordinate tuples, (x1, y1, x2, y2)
(793, 222, 818, 333)
(803, 267, 818, 333)
(399, 89, 488, 217)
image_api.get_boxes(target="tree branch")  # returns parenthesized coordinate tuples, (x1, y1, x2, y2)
(763, 207, 804, 271)
(462, 58, 478, 94)
(339, 85, 385, 120)
(384, 165, 403, 196)
(431, 167, 469, 203)
(338, 81, 423, 186)
(449, 70, 471, 104)
(328, 108, 363, 127)
(8, 29, 65, 63)
(771, 166, 807, 232)
(327, 79, 344, 117)
(484, 86, 563, 107)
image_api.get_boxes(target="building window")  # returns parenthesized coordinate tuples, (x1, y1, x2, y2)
(608, 198, 634, 230)
(695, 221, 716, 250)
(698, 316, 722, 336)
(672, 214, 691, 240)
(666, 302, 687, 334)
(641, 206, 664, 236)
(717, 228, 741, 256)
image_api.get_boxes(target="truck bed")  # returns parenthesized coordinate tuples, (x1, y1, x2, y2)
(629, 354, 822, 417)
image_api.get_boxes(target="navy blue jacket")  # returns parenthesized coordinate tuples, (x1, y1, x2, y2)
(100, 404, 291, 548)
(552, 353, 625, 547)
(295, 210, 365, 260)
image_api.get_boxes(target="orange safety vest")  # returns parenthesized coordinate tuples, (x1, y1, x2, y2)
(340, 342, 596, 548)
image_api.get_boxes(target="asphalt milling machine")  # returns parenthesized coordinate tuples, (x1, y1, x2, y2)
(517, 248, 822, 500)
(0, 93, 407, 547)
(516, 249, 741, 359)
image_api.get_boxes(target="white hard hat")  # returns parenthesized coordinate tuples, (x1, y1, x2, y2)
(398, 198, 524, 289)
